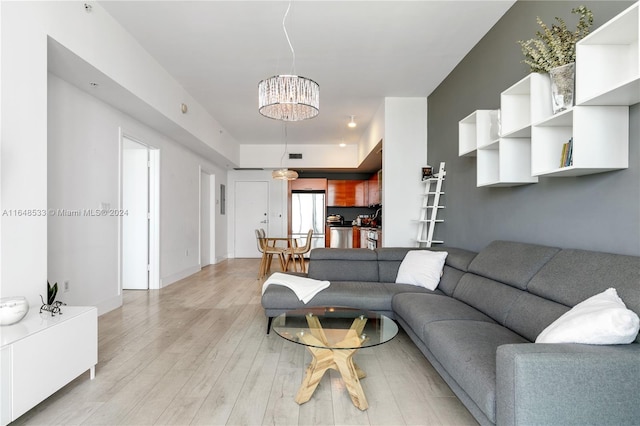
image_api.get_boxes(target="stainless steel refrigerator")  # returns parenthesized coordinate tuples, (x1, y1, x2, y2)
(291, 192, 326, 254)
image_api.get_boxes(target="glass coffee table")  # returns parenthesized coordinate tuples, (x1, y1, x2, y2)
(272, 306, 399, 410)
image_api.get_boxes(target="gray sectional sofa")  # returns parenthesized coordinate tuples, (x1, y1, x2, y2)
(261, 241, 640, 425)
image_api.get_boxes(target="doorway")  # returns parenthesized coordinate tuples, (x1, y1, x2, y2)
(121, 134, 159, 290)
(234, 181, 269, 258)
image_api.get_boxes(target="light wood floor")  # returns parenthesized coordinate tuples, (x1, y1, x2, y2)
(13, 259, 477, 426)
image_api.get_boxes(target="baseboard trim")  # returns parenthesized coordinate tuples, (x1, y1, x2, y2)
(161, 265, 201, 288)
(96, 294, 123, 316)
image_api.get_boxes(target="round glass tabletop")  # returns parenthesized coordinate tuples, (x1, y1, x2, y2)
(272, 306, 399, 350)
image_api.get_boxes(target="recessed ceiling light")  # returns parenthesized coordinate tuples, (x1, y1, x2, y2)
(348, 115, 357, 128)
(339, 143, 346, 148)
(89, 82, 99, 88)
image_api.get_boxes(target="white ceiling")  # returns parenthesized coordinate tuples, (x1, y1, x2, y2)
(98, 0, 515, 154)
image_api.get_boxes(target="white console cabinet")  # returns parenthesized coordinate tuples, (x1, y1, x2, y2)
(1, 306, 97, 425)
(459, 3, 637, 186)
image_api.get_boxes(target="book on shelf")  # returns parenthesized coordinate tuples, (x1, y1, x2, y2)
(560, 137, 573, 168)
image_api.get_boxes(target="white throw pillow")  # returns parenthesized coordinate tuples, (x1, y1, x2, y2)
(536, 288, 640, 345)
(395, 250, 448, 291)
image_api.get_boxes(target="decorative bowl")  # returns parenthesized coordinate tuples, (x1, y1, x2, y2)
(0, 296, 30, 326)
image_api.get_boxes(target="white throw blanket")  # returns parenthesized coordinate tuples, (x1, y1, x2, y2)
(262, 272, 330, 304)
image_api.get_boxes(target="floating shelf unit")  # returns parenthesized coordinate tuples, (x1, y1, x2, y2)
(576, 2, 639, 106)
(531, 106, 629, 177)
(459, 3, 636, 186)
(459, 110, 498, 157)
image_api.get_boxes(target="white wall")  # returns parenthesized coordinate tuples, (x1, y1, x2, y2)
(1, 1, 235, 310)
(240, 144, 359, 169)
(47, 74, 227, 314)
(359, 101, 385, 164)
(383, 98, 429, 247)
(226, 170, 288, 258)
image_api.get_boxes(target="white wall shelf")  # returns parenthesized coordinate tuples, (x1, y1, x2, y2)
(500, 73, 552, 137)
(459, 4, 634, 185)
(532, 106, 629, 177)
(576, 2, 639, 106)
(478, 137, 538, 187)
(459, 110, 499, 156)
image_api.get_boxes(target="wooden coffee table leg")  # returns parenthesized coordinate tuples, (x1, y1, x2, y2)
(333, 347, 368, 410)
(295, 345, 334, 405)
(296, 330, 369, 410)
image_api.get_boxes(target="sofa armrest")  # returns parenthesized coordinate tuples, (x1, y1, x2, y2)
(496, 343, 640, 426)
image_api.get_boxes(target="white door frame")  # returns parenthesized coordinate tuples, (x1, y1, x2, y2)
(199, 168, 216, 267)
(119, 129, 160, 291)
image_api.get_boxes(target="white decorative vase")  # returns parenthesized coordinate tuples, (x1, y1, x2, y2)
(549, 62, 575, 114)
(0, 296, 29, 325)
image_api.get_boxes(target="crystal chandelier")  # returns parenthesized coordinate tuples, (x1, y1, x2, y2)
(259, 75, 319, 121)
(258, 1, 319, 122)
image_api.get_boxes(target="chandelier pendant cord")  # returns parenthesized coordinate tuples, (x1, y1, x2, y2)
(280, 122, 289, 167)
(282, 0, 296, 75)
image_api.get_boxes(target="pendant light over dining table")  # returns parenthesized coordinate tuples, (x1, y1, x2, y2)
(259, 1, 318, 180)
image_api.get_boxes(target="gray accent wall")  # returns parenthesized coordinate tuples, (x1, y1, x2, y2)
(428, 1, 639, 256)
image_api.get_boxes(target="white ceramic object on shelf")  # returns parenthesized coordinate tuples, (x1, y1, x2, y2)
(0, 296, 29, 326)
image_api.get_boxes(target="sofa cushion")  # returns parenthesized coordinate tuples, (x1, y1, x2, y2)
(528, 249, 640, 343)
(453, 273, 525, 326)
(308, 248, 379, 282)
(424, 320, 529, 424)
(392, 293, 496, 343)
(438, 265, 466, 296)
(467, 241, 559, 290)
(262, 281, 394, 313)
(382, 282, 441, 297)
(504, 292, 570, 342)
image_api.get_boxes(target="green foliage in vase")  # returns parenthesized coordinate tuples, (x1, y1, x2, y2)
(47, 281, 58, 305)
(518, 5, 594, 73)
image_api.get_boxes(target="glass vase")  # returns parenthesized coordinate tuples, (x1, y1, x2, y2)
(549, 62, 575, 114)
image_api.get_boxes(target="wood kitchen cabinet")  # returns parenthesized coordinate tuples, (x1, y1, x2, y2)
(289, 178, 327, 192)
(325, 225, 331, 247)
(352, 226, 361, 248)
(367, 170, 381, 206)
(327, 180, 367, 207)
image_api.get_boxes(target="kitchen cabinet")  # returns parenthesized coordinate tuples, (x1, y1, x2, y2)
(355, 181, 367, 206)
(289, 178, 327, 191)
(367, 170, 381, 205)
(353, 226, 361, 248)
(327, 180, 367, 207)
(325, 225, 331, 247)
(360, 227, 370, 249)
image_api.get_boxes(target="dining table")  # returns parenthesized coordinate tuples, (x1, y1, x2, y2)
(263, 235, 301, 272)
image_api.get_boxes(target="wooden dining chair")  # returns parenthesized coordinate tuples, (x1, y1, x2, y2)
(289, 229, 313, 273)
(255, 229, 287, 279)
